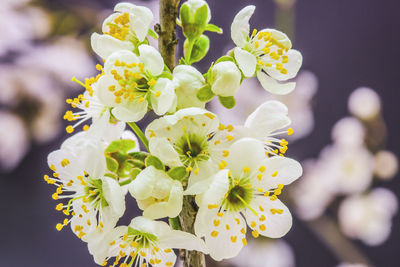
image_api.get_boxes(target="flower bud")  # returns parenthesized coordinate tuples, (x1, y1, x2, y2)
(210, 61, 241, 97)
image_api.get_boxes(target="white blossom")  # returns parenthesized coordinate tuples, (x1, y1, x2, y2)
(230, 6, 302, 94)
(209, 61, 241, 97)
(374, 150, 398, 180)
(348, 87, 381, 120)
(194, 138, 302, 260)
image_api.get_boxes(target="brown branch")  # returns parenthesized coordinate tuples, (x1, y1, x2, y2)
(158, 0, 180, 70)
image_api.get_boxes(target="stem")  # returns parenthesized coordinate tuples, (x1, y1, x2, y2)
(158, 0, 181, 70)
(274, 0, 296, 42)
(127, 122, 149, 151)
(119, 179, 132, 186)
(179, 195, 206, 267)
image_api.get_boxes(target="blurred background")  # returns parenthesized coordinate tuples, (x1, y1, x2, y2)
(0, 0, 399, 266)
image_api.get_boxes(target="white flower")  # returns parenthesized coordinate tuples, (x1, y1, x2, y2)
(97, 47, 176, 122)
(129, 166, 183, 219)
(348, 87, 381, 120)
(338, 188, 398, 246)
(374, 150, 398, 180)
(194, 138, 302, 260)
(337, 263, 368, 267)
(0, 111, 29, 172)
(331, 117, 366, 147)
(91, 3, 154, 59)
(172, 65, 206, 109)
(89, 216, 208, 267)
(320, 143, 374, 195)
(64, 75, 125, 141)
(209, 61, 241, 97)
(45, 135, 125, 241)
(145, 108, 234, 194)
(228, 240, 295, 267)
(232, 100, 293, 157)
(230, 6, 302, 94)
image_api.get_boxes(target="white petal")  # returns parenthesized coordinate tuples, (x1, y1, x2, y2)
(148, 137, 182, 166)
(234, 47, 257, 77)
(131, 6, 154, 42)
(90, 33, 134, 59)
(96, 75, 119, 107)
(245, 196, 292, 238)
(111, 100, 148, 122)
(257, 71, 296, 95)
(265, 49, 302, 81)
(185, 161, 218, 195)
(143, 180, 183, 219)
(129, 166, 156, 199)
(259, 29, 292, 50)
(244, 100, 291, 139)
(253, 156, 302, 191)
(139, 44, 164, 76)
(205, 212, 246, 261)
(102, 177, 126, 217)
(104, 50, 140, 74)
(226, 138, 265, 177)
(114, 2, 136, 13)
(159, 229, 209, 253)
(210, 61, 242, 97)
(200, 169, 230, 205)
(231, 5, 255, 47)
(151, 78, 176, 115)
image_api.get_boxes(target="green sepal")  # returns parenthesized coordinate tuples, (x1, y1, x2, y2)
(193, 4, 209, 30)
(105, 156, 119, 173)
(158, 70, 173, 79)
(128, 151, 148, 162)
(147, 28, 158, 39)
(179, 4, 191, 28)
(186, 35, 210, 64)
(104, 172, 118, 179)
(145, 155, 164, 170)
(167, 166, 188, 181)
(126, 158, 146, 169)
(105, 139, 136, 154)
(205, 23, 223, 34)
(129, 168, 142, 180)
(118, 160, 134, 178)
(219, 95, 236, 109)
(216, 55, 235, 64)
(196, 84, 214, 102)
(179, 57, 189, 65)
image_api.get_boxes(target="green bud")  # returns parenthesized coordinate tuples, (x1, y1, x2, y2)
(205, 23, 223, 34)
(185, 35, 209, 64)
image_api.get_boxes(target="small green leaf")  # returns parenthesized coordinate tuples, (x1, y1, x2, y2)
(126, 158, 146, 169)
(219, 96, 236, 109)
(145, 155, 164, 170)
(147, 28, 158, 39)
(167, 166, 188, 181)
(216, 56, 235, 64)
(193, 4, 209, 29)
(105, 156, 119, 173)
(129, 168, 142, 180)
(205, 23, 223, 34)
(196, 84, 214, 102)
(187, 35, 210, 64)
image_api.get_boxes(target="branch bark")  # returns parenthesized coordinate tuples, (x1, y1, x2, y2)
(158, 1, 206, 266)
(178, 195, 206, 267)
(158, 0, 180, 70)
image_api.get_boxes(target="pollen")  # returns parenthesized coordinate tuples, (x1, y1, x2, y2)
(211, 231, 219, 237)
(257, 174, 263, 181)
(243, 166, 251, 173)
(148, 79, 156, 86)
(222, 150, 229, 157)
(271, 171, 278, 177)
(155, 91, 161, 97)
(242, 238, 247, 246)
(83, 125, 90, 131)
(226, 125, 234, 132)
(287, 128, 294, 135)
(225, 224, 230, 230)
(252, 230, 259, 238)
(204, 113, 215, 119)
(259, 224, 266, 231)
(66, 126, 74, 134)
(213, 219, 220, 226)
(226, 135, 234, 141)
(56, 223, 63, 231)
(230, 236, 237, 243)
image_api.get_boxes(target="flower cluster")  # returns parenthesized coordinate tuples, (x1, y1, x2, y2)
(45, 1, 303, 266)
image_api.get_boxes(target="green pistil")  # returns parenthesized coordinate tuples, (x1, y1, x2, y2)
(223, 177, 254, 213)
(175, 132, 209, 166)
(128, 227, 158, 249)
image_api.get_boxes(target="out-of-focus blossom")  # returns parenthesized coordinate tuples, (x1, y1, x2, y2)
(228, 239, 295, 267)
(331, 117, 365, 147)
(374, 150, 398, 180)
(0, 65, 64, 144)
(291, 159, 334, 220)
(319, 143, 374, 195)
(0, 111, 29, 172)
(17, 36, 95, 86)
(348, 87, 381, 120)
(338, 188, 398, 246)
(0, 0, 50, 56)
(210, 70, 317, 141)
